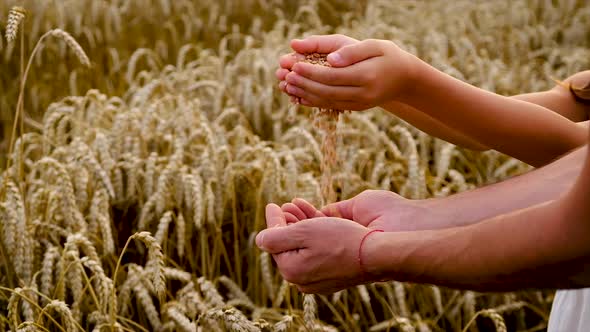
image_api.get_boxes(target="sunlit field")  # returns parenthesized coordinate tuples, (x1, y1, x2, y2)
(1, 0, 589, 331)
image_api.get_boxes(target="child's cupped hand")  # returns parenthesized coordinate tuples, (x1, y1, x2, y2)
(276, 34, 418, 111)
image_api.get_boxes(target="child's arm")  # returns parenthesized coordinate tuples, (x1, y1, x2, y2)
(512, 70, 590, 122)
(395, 58, 586, 166)
(380, 72, 590, 152)
(279, 36, 588, 166)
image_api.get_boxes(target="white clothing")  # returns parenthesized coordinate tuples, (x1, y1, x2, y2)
(548, 288, 590, 332)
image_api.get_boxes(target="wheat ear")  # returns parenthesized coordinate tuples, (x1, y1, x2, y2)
(5, 7, 26, 42)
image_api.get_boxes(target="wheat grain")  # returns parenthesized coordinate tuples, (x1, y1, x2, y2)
(479, 309, 507, 332)
(197, 276, 225, 308)
(303, 294, 317, 331)
(131, 232, 166, 299)
(8, 287, 22, 331)
(166, 304, 197, 332)
(273, 279, 289, 308)
(298, 53, 345, 204)
(206, 307, 261, 332)
(133, 283, 162, 330)
(273, 315, 293, 332)
(49, 29, 90, 67)
(63, 244, 83, 321)
(90, 188, 115, 255)
(42, 300, 76, 332)
(184, 173, 204, 229)
(40, 246, 60, 304)
(155, 210, 174, 246)
(260, 251, 275, 301)
(218, 276, 253, 307)
(117, 264, 144, 316)
(176, 212, 186, 258)
(394, 282, 409, 317)
(80, 257, 113, 312)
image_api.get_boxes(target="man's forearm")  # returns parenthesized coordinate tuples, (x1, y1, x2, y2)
(366, 201, 590, 291)
(365, 144, 590, 292)
(366, 191, 590, 291)
(420, 146, 585, 229)
(398, 58, 587, 166)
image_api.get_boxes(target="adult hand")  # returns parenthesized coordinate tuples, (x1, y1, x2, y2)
(281, 190, 443, 232)
(276, 34, 419, 110)
(256, 204, 375, 294)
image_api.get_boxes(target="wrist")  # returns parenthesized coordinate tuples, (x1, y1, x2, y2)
(395, 55, 430, 106)
(377, 43, 423, 107)
(418, 197, 462, 230)
(361, 230, 390, 281)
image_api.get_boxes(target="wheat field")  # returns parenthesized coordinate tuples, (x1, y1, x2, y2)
(0, 0, 589, 331)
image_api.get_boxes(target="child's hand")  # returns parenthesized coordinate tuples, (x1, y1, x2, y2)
(277, 35, 418, 111)
(276, 34, 359, 81)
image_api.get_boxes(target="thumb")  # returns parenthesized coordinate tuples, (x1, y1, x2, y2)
(321, 198, 354, 219)
(327, 39, 384, 67)
(256, 226, 304, 254)
(291, 34, 358, 55)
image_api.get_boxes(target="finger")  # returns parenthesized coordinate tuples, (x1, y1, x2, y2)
(321, 199, 354, 219)
(286, 71, 361, 99)
(327, 39, 384, 67)
(265, 203, 286, 228)
(292, 198, 325, 218)
(284, 84, 367, 110)
(276, 68, 290, 81)
(280, 53, 305, 70)
(282, 202, 307, 220)
(284, 211, 299, 224)
(278, 80, 287, 92)
(256, 225, 305, 254)
(291, 34, 357, 55)
(291, 62, 361, 86)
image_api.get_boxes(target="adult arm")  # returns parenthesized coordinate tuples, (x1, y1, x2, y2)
(307, 145, 587, 233)
(421, 144, 586, 229)
(364, 144, 590, 292)
(256, 144, 590, 294)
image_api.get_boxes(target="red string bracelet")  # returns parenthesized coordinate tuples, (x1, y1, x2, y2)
(358, 229, 383, 281)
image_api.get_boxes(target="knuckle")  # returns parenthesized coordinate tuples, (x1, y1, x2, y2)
(365, 38, 381, 47)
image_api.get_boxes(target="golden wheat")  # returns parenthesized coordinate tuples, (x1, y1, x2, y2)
(0, 1, 583, 331)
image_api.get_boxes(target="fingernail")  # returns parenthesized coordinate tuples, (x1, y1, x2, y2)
(255, 232, 265, 248)
(279, 81, 287, 90)
(286, 84, 296, 94)
(327, 52, 342, 65)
